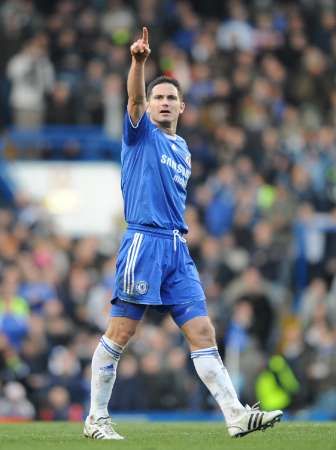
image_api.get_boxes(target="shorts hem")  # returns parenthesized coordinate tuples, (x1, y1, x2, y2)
(113, 294, 206, 306)
(160, 295, 206, 305)
(113, 294, 163, 306)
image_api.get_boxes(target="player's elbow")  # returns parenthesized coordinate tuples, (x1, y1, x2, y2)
(128, 94, 146, 106)
(127, 100, 146, 126)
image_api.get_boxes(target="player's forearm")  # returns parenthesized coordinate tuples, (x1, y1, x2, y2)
(127, 59, 147, 123)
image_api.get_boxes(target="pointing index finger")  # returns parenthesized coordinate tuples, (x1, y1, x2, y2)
(142, 27, 149, 44)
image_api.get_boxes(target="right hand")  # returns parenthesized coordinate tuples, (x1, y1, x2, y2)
(130, 27, 151, 63)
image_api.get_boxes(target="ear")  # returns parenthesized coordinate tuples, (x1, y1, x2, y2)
(179, 101, 185, 114)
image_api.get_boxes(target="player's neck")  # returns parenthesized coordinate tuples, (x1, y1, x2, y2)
(160, 125, 176, 136)
(151, 118, 177, 136)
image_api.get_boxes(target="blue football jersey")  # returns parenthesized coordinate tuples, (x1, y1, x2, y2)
(121, 112, 191, 233)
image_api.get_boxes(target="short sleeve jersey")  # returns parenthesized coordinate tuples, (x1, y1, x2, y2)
(121, 112, 191, 233)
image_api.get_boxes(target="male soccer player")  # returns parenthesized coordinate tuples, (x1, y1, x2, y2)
(84, 27, 283, 440)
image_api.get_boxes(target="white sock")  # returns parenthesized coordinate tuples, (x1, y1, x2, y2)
(89, 335, 123, 419)
(191, 346, 245, 423)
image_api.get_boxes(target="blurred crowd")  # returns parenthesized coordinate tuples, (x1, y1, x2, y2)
(1, 0, 336, 421)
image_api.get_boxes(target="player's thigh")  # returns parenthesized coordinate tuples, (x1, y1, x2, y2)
(180, 314, 217, 352)
(113, 231, 163, 304)
(106, 299, 146, 346)
(161, 246, 205, 304)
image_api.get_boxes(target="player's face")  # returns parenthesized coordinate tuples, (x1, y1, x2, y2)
(147, 83, 185, 127)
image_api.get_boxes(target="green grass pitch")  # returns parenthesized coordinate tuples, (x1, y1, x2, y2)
(0, 421, 335, 450)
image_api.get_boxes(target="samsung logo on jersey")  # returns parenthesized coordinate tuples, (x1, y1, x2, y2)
(160, 154, 191, 179)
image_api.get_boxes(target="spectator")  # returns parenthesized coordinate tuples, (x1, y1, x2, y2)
(0, 277, 30, 350)
(77, 59, 105, 125)
(45, 81, 76, 125)
(7, 33, 55, 128)
(217, 2, 254, 51)
(0, 381, 35, 419)
(103, 73, 124, 139)
(0, 0, 335, 421)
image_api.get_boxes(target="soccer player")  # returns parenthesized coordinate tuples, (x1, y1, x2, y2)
(84, 27, 283, 440)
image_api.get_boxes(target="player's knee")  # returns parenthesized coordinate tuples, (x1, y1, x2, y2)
(105, 330, 133, 347)
(106, 320, 137, 346)
(117, 327, 135, 345)
(198, 323, 216, 346)
(186, 321, 216, 348)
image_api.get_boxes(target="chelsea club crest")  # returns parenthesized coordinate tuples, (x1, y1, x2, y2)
(135, 280, 149, 295)
(185, 155, 191, 167)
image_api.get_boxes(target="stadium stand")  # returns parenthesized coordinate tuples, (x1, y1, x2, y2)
(0, 0, 336, 421)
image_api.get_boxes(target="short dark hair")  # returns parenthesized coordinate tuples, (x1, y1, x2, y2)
(146, 76, 183, 100)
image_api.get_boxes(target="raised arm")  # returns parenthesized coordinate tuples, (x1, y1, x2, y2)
(127, 27, 151, 124)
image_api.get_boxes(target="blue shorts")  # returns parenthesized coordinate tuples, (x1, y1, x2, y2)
(112, 224, 206, 306)
(111, 298, 208, 327)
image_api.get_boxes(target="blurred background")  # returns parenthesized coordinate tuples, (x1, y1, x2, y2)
(1, 0, 336, 423)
